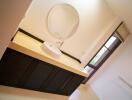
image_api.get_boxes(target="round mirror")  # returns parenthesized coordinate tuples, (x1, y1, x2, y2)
(47, 4, 79, 40)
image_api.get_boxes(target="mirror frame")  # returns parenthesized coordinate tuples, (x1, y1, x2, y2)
(46, 3, 79, 40)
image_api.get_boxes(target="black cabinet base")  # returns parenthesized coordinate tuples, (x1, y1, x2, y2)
(0, 48, 85, 96)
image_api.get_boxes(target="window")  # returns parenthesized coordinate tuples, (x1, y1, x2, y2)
(88, 33, 121, 69)
(83, 32, 122, 83)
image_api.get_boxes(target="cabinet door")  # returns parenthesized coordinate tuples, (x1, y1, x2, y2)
(58, 74, 85, 95)
(24, 61, 54, 91)
(40, 67, 73, 94)
(0, 48, 33, 87)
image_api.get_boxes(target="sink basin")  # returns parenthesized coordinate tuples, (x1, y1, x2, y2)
(41, 41, 62, 58)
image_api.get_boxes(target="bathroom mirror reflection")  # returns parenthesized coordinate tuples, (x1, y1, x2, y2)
(47, 4, 79, 40)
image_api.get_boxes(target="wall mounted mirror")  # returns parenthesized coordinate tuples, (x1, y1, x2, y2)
(47, 4, 79, 40)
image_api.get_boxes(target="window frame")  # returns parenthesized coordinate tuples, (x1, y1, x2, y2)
(87, 33, 121, 69)
(83, 22, 123, 84)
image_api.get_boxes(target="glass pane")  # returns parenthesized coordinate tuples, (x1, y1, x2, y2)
(105, 36, 117, 48)
(94, 49, 109, 66)
(84, 65, 94, 73)
(90, 46, 107, 65)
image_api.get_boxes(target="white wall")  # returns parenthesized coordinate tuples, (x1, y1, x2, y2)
(87, 1, 132, 99)
(19, 0, 116, 60)
(106, 0, 132, 34)
(0, 0, 32, 59)
(61, 0, 116, 59)
(89, 34, 132, 100)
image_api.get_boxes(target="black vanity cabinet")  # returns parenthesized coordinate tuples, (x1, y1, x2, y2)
(0, 48, 85, 96)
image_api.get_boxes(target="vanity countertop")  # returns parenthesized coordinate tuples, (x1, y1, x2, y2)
(8, 31, 89, 77)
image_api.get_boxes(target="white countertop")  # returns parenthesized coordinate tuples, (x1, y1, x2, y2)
(8, 31, 89, 77)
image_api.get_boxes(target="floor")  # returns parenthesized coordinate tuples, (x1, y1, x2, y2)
(0, 84, 99, 100)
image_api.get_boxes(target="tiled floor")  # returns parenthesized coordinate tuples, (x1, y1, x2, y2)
(0, 84, 99, 100)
